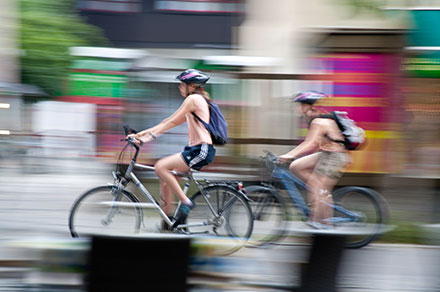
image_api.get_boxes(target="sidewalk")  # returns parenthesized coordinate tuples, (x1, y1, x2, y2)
(0, 163, 439, 291)
(0, 236, 439, 292)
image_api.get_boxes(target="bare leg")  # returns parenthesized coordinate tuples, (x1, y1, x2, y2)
(288, 153, 320, 182)
(288, 154, 322, 220)
(160, 181, 173, 216)
(307, 173, 337, 224)
(155, 153, 191, 204)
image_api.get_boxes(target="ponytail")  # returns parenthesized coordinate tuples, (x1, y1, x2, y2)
(193, 86, 211, 101)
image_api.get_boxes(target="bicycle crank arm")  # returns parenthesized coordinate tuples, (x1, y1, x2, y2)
(176, 221, 212, 229)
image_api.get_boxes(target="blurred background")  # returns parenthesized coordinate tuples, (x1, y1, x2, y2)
(2, 0, 439, 222)
(1, 0, 440, 290)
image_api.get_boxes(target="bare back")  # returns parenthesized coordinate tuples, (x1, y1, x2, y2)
(310, 118, 346, 152)
(185, 94, 212, 146)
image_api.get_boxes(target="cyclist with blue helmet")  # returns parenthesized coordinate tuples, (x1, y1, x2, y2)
(128, 69, 216, 229)
(278, 91, 351, 229)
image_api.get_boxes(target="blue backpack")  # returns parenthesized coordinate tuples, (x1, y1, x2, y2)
(192, 100, 228, 145)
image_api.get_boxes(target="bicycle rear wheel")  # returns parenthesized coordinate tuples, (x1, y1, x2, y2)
(188, 185, 253, 255)
(332, 186, 388, 248)
(69, 185, 143, 237)
(245, 185, 289, 246)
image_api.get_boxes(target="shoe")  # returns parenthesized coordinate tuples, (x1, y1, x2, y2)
(172, 201, 195, 229)
(306, 220, 333, 230)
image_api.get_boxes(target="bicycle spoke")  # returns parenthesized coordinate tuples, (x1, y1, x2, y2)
(69, 186, 142, 237)
(187, 185, 253, 256)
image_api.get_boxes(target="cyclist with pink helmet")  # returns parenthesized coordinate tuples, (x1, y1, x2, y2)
(128, 69, 216, 229)
(278, 91, 351, 228)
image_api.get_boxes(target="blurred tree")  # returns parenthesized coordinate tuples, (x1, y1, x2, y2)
(20, 0, 108, 97)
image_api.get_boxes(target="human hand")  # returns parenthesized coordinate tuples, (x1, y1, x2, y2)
(277, 155, 294, 165)
(126, 133, 149, 146)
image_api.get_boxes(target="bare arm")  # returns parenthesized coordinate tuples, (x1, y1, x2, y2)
(279, 120, 322, 161)
(134, 95, 197, 143)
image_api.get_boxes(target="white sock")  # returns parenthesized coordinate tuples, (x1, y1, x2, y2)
(183, 198, 193, 206)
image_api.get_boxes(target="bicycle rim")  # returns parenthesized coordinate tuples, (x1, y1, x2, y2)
(69, 185, 142, 237)
(333, 187, 387, 248)
(188, 186, 253, 256)
(247, 189, 289, 246)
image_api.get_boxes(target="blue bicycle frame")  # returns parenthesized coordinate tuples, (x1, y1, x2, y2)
(272, 165, 362, 224)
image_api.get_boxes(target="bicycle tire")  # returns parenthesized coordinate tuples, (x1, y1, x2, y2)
(188, 185, 254, 256)
(69, 185, 143, 238)
(245, 185, 290, 246)
(332, 186, 389, 249)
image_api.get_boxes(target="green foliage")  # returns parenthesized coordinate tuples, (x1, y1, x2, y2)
(20, 0, 108, 97)
(377, 221, 426, 245)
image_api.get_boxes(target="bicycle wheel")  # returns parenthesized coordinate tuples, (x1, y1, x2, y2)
(69, 185, 143, 237)
(187, 185, 253, 255)
(332, 186, 388, 249)
(245, 185, 289, 246)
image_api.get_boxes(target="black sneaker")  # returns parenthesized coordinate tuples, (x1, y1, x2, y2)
(172, 202, 195, 229)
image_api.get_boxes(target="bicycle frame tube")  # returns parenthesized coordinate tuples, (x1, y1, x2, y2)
(273, 166, 361, 223)
(129, 161, 217, 227)
(122, 145, 221, 228)
(129, 170, 173, 226)
(272, 166, 310, 218)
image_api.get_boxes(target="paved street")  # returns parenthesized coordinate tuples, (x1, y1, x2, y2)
(0, 162, 439, 291)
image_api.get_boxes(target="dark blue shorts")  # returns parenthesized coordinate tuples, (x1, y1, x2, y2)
(181, 144, 216, 170)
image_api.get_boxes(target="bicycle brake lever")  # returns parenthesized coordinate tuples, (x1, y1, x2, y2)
(123, 125, 137, 135)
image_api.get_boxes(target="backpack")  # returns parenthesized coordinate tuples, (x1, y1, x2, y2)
(320, 111, 366, 151)
(192, 100, 228, 145)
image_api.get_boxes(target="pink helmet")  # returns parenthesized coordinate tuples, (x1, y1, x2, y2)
(292, 91, 328, 105)
(176, 69, 210, 86)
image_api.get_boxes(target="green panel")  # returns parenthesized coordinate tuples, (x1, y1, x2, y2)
(405, 11, 440, 77)
(68, 72, 127, 97)
(71, 59, 131, 71)
(402, 56, 440, 78)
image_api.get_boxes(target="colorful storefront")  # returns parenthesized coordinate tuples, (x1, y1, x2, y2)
(314, 53, 405, 174)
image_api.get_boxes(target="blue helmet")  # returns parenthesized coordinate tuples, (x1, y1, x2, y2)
(176, 69, 210, 86)
(292, 91, 328, 105)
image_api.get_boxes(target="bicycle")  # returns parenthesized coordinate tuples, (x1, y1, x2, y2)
(68, 126, 254, 255)
(244, 151, 389, 248)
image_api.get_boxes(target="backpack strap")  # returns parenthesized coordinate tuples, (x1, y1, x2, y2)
(192, 95, 210, 127)
(314, 112, 346, 144)
(192, 112, 209, 128)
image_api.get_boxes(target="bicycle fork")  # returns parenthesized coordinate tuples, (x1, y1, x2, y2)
(101, 186, 125, 226)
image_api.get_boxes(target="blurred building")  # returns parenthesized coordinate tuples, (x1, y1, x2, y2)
(77, 0, 244, 48)
(0, 0, 44, 165)
(69, 0, 440, 181)
(0, 0, 24, 137)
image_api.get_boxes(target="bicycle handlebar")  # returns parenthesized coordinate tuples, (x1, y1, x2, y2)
(261, 150, 293, 171)
(120, 125, 141, 161)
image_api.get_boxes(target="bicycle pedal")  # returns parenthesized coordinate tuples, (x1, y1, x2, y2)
(174, 229, 190, 235)
(187, 231, 210, 235)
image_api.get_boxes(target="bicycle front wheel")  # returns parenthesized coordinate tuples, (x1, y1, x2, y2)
(69, 185, 143, 238)
(245, 185, 289, 246)
(333, 186, 388, 248)
(188, 185, 253, 255)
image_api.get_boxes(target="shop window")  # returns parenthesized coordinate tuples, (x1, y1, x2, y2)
(78, 0, 141, 13)
(155, 0, 244, 13)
